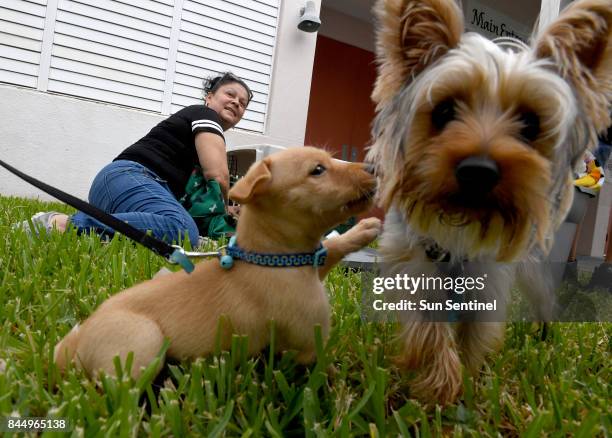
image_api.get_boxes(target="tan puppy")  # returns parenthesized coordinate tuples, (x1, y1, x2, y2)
(54, 147, 381, 378)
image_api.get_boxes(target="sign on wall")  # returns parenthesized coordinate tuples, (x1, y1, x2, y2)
(463, 0, 531, 43)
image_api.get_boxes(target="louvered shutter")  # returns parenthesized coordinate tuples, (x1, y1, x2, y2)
(47, 0, 173, 112)
(1, 0, 279, 133)
(0, 0, 46, 88)
(172, 0, 278, 133)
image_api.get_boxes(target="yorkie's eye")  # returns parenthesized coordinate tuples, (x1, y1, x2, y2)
(431, 99, 456, 131)
(310, 164, 326, 176)
(518, 111, 540, 142)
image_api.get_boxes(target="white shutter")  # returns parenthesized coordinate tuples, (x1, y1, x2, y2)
(172, 0, 279, 133)
(1, 0, 279, 131)
(47, 0, 174, 111)
(0, 0, 46, 88)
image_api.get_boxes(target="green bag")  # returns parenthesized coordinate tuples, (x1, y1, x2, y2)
(180, 167, 236, 239)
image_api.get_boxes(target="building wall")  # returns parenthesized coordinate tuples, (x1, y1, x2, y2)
(0, 0, 321, 200)
(576, 169, 612, 257)
(318, 6, 375, 53)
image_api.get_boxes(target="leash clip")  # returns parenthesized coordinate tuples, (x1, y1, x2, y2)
(168, 246, 195, 273)
(313, 246, 328, 267)
(169, 243, 234, 272)
(218, 236, 236, 270)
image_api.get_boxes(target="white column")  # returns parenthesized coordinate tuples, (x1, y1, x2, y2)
(37, 0, 60, 92)
(537, 0, 561, 35)
(161, 0, 185, 116)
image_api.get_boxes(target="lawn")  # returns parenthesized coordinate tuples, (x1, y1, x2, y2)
(0, 195, 610, 437)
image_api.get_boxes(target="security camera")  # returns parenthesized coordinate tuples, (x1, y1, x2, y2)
(298, 1, 321, 33)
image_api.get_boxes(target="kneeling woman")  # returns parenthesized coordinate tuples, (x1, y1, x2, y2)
(23, 72, 252, 247)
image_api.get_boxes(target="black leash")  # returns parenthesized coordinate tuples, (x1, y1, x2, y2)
(0, 159, 195, 273)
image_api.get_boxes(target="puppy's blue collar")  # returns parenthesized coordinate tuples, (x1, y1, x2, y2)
(219, 235, 327, 269)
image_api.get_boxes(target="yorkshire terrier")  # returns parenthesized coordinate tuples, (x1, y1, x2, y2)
(367, 0, 612, 404)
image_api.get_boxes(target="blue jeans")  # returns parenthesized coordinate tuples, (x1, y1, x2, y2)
(70, 160, 199, 247)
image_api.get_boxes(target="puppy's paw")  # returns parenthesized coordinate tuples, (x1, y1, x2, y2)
(344, 217, 382, 248)
(355, 217, 382, 232)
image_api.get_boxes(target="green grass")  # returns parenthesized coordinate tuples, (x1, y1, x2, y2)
(0, 195, 610, 437)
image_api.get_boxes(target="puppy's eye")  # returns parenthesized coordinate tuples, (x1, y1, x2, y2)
(431, 99, 456, 131)
(310, 164, 326, 176)
(518, 111, 540, 142)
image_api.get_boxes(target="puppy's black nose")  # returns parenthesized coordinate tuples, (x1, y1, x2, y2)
(455, 156, 500, 196)
(363, 163, 376, 175)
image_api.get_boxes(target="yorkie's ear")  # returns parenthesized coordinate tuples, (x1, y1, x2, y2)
(534, 0, 612, 133)
(229, 158, 272, 204)
(372, 0, 463, 107)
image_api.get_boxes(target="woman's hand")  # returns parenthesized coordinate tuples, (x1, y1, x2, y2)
(227, 205, 241, 219)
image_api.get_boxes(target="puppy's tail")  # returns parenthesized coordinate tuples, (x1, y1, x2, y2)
(53, 324, 80, 373)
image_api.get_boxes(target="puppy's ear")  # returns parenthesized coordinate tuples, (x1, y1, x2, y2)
(534, 0, 612, 132)
(229, 158, 272, 204)
(372, 0, 463, 106)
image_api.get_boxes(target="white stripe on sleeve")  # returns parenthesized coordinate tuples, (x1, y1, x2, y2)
(192, 119, 223, 135)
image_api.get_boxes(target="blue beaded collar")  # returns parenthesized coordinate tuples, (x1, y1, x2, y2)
(219, 236, 327, 270)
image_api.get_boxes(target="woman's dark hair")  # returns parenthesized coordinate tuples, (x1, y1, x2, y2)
(203, 72, 253, 105)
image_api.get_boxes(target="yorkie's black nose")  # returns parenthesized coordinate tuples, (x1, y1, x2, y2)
(455, 156, 500, 196)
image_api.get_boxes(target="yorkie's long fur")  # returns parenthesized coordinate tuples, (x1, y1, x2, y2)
(367, 0, 612, 404)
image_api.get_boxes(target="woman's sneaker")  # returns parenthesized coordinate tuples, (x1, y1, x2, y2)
(13, 211, 62, 235)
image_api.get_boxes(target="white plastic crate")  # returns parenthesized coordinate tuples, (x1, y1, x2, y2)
(226, 144, 287, 178)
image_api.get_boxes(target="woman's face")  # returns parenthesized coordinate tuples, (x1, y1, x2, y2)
(205, 82, 249, 130)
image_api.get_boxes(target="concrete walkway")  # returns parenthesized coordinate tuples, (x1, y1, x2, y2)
(576, 255, 607, 273)
(342, 250, 608, 274)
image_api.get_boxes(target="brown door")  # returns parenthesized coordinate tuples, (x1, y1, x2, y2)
(305, 35, 382, 218)
(305, 35, 376, 162)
